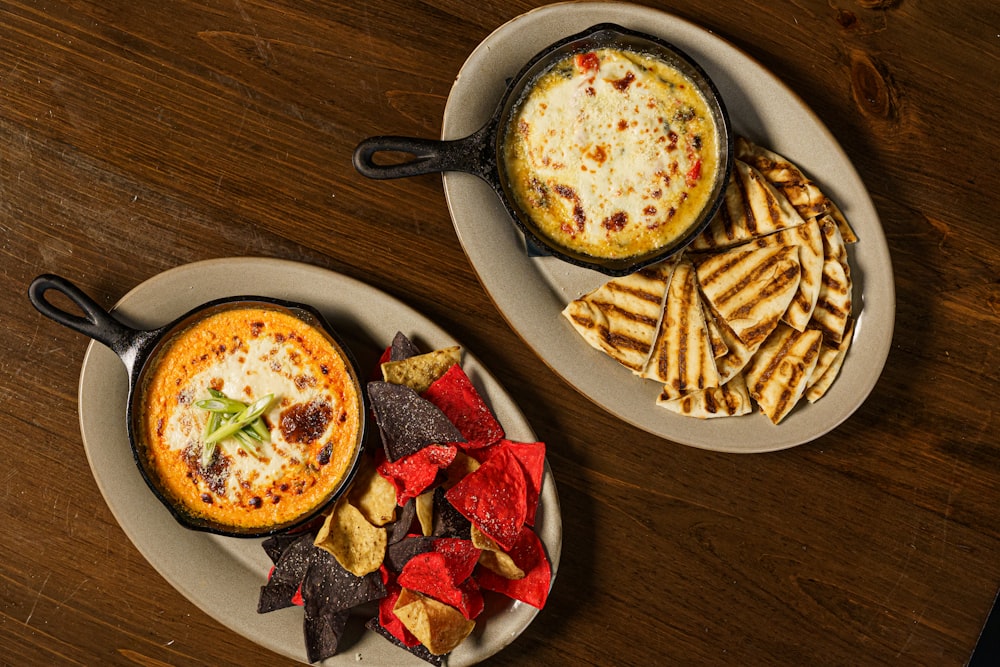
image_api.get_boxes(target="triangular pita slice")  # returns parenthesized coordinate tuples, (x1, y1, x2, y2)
(746, 218, 824, 331)
(562, 258, 677, 372)
(657, 373, 752, 419)
(640, 257, 720, 399)
(744, 325, 824, 424)
(695, 245, 801, 349)
(735, 136, 857, 243)
(690, 160, 806, 251)
(705, 301, 764, 384)
(701, 299, 728, 359)
(810, 216, 852, 344)
(807, 319, 855, 402)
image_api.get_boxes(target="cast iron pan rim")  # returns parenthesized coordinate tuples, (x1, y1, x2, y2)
(492, 21, 734, 276)
(125, 294, 368, 539)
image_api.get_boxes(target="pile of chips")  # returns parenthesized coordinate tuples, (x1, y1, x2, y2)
(257, 332, 552, 664)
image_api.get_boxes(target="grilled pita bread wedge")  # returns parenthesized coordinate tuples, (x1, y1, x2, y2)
(701, 299, 728, 359)
(744, 325, 824, 424)
(745, 217, 824, 331)
(811, 216, 853, 344)
(562, 258, 678, 372)
(640, 257, 720, 399)
(690, 160, 806, 251)
(736, 136, 858, 243)
(695, 245, 801, 350)
(657, 373, 753, 418)
(807, 319, 855, 402)
(701, 300, 761, 383)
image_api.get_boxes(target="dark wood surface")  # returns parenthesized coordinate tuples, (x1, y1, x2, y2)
(2, 1, 998, 665)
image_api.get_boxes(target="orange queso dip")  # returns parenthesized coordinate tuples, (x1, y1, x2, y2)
(504, 47, 720, 260)
(138, 306, 362, 531)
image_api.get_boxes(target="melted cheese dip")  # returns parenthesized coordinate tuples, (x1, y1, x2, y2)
(138, 307, 362, 531)
(504, 48, 720, 260)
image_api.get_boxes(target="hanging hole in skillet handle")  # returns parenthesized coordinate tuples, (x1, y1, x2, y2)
(28, 274, 153, 373)
(353, 126, 495, 181)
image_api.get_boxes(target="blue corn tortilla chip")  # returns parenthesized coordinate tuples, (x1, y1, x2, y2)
(368, 381, 464, 461)
(390, 331, 421, 361)
(385, 535, 437, 574)
(258, 534, 315, 613)
(261, 532, 302, 565)
(304, 606, 350, 663)
(301, 547, 387, 662)
(389, 498, 417, 545)
(365, 616, 444, 666)
(302, 547, 387, 615)
(432, 487, 471, 540)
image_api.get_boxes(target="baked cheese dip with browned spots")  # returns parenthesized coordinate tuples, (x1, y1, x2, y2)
(138, 306, 362, 531)
(504, 47, 720, 260)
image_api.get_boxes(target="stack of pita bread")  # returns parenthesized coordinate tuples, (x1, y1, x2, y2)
(562, 137, 857, 424)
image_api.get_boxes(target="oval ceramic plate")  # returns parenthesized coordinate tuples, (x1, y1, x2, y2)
(77, 257, 561, 666)
(441, 2, 895, 453)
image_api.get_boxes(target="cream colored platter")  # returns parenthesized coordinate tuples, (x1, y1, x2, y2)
(77, 257, 561, 665)
(442, 2, 894, 453)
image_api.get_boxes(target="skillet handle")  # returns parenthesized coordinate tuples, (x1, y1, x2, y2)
(353, 129, 494, 181)
(28, 274, 148, 370)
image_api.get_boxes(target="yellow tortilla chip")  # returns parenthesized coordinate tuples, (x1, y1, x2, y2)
(416, 489, 435, 537)
(381, 346, 462, 393)
(314, 496, 386, 577)
(393, 588, 476, 655)
(471, 524, 525, 580)
(347, 456, 397, 527)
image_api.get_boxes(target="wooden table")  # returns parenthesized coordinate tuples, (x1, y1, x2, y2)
(2, 1, 998, 665)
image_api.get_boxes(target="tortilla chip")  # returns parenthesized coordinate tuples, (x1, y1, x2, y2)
(416, 489, 435, 536)
(444, 446, 527, 551)
(315, 496, 387, 577)
(389, 331, 422, 362)
(431, 487, 472, 540)
(393, 588, 477, 656)
(475, 526, 551, 610)
(301, 548, 385, 661)
(365, 616, 443, 665)
(377, 444, 457, 506)
(381, 346, 462, 393)
(258, 533, 316, 613)
(421, 363, 504, 449)
(385, 535, 437, 574)
(368, 381, 464, 461)
(471, 524, 525, 580)
(348, 455, 398, 527)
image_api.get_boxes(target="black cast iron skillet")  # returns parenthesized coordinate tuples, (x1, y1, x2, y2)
(353, 22, 734, 277)
(28, 274, 367, 538)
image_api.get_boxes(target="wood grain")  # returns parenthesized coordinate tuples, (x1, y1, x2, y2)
(2, 1, 998, 665)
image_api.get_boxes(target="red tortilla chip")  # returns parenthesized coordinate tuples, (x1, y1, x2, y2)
(422, 364, 504, 449)
(378, 445, 457, 506)
(475, 526, 551, 609)
(491, 440, 545, 526)
(398, 549, 484, 620)
(444, 446, 526, 551)
(377, 566, 421, 648)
